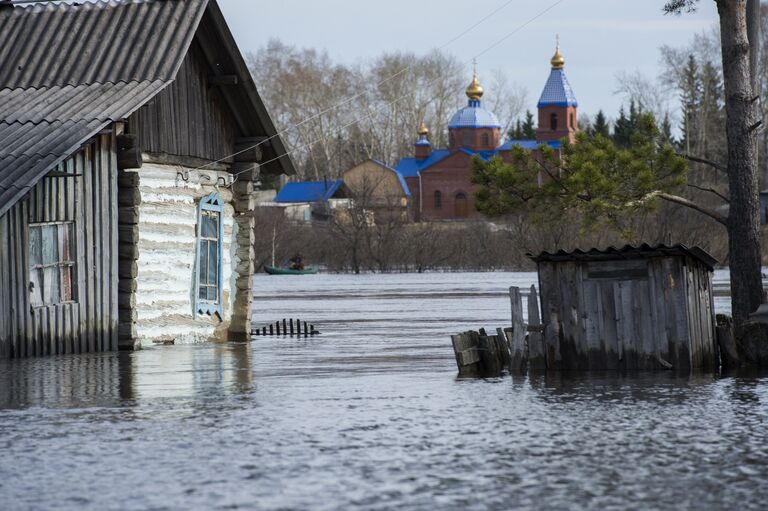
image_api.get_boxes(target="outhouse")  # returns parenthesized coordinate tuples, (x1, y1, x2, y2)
(530, 244, 718, 371)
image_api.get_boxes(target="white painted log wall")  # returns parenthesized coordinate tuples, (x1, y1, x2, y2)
(134, 163, 240, 345)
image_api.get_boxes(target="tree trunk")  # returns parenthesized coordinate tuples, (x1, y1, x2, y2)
(718, 0, 763, 326)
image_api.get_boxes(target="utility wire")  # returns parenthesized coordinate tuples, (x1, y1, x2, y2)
(194, 0, 522, 171)
(232, 0, 567, 180)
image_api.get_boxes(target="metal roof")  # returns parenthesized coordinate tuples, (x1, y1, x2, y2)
(448, 99, 501, 129)
(529, 244, 718, 271)
(537, 68, 578, 108)
(274, 180, 344, 203)
(370, 159, 411, 197)
(0, 0, 293, 218)
(395, 149, 452, 178)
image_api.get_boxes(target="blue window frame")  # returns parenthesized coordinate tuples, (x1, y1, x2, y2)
(195, 192, 223, 318)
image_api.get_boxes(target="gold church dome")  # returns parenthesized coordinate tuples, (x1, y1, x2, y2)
(465, 74, 484, 100)
(417, 121, 429, 136)
(551, 37, 565, 69)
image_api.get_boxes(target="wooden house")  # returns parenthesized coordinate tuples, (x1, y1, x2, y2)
(530, 244, 718, 371)
(0, 0, 294, 358)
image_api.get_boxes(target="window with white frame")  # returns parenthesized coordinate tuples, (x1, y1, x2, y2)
(29, 222, 76, 306)
(195, 192, 223, 317)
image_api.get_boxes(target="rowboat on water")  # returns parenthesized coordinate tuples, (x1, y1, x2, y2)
(264, 266, 318, 275)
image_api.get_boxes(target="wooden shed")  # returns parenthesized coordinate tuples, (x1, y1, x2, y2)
(530, 244, 718, 371)
(0, 0, 293, 358)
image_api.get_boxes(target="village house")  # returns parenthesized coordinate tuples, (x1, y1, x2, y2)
(0, 0, 294, 358)
(396, 44, 578, 221)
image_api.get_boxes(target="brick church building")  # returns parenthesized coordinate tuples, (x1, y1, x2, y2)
(396, 43, 578, 221)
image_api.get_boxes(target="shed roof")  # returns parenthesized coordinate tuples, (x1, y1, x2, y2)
(0, 0, 293, 218)
(274, 180, 344, 203)
(530, 244, 718, 271)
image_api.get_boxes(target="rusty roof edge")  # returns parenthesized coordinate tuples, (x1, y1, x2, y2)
(527, 244, 718, 271)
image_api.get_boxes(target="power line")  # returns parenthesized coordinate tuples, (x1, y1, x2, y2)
(195, 0, 521, 171)
(232, 0, 567, 181)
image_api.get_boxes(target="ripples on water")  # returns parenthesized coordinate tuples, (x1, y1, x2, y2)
(1, 271, 768, 510)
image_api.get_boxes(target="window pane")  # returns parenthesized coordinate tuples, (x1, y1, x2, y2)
(207, 285, 216, 301)
(199, 284, 208, 300)
(42, 225, 59, 265)
(43, 266, 60, 304)
(30, 226, 42, 266)
(207, 241, 217, 286)
(199, 240, 209, 285)
(58, 224, 72, 262)
(30, 269, 43, 306)
(201, 211, 217, 238)
(61, 266, 73, 302)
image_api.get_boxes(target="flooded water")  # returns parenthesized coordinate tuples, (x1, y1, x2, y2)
(2, 271, 768, 510)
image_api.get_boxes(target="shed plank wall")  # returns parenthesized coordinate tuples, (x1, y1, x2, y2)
(0, 134, 118, 358)
(131, 40, 237, 163)
(538, 256, 716, 371)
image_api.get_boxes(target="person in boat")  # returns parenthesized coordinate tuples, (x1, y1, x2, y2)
(288, 253, 304, 270)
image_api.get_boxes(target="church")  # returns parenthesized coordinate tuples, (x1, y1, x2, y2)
(396, 44, 578, 221)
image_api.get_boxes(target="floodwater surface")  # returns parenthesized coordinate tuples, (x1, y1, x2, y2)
(1, 271, 768, 510)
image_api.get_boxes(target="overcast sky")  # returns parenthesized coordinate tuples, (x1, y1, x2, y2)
(218, 0, 719, 123)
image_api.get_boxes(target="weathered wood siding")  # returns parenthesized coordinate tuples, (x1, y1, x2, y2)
(134, 163, 237, 345)
(131, 40, 237, 164)
(0, 134, 119, 358)
(538, 256, 716, 371)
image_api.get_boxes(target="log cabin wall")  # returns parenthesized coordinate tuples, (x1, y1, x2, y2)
(0, 134, 119, 358)
(130, 40, 237, 165)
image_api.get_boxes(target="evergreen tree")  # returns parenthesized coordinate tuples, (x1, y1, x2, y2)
(660, 113, 675, 146)
(521, 110, 536, 139)
(592, 110, 610, 138)
(678, 54, 702, 156)
(508, 119, 523, 140)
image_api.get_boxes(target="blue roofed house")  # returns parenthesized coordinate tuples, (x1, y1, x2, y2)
(268, 179, 346, 223)
(395, 43, 578, 221)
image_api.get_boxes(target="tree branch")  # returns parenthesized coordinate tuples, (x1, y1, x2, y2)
(655, 191, 728, 226)
(686, 183, 730, 203)
(678, 153, 728, 174)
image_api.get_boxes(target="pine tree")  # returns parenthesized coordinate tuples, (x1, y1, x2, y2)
(508, 118, 523, 140)
(678, 54, 702, 157)
(522, 110, 536, 139)
(613, 106, 631, 148)
(660, 113, 675, 146)
(592, 110, 610, 138)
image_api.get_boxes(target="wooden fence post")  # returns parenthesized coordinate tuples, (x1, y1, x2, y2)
(528, 285, 546, 370)
(509, 286, 527, 373)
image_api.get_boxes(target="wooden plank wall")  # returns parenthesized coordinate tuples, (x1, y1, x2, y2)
(538, 256, 717, 371)
(0, 133, 119, 358)
(131, 39, 237, 164)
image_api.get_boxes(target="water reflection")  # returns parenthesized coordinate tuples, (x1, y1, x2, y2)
(0, 341, 253, 409)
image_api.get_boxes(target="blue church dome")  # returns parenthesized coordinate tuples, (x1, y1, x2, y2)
(448, 99, 501, 129)
(537, 69, 578, 108)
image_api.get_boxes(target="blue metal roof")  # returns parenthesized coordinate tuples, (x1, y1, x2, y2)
(395, 149, 452, 177)
(498, 139, 561, 150)
(274, 179, 343, 203)
(448, 99, 501, 129)
(371, 159, 411, 197)
(537, 69, 578, 108)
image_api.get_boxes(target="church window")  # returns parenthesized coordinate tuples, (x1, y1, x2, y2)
(481, 132, 489, 146)
(550, 113, 558, 131)
(434, 190, 442, 209)
(570, 112, 575, 128)
(462, 132, 471, 147)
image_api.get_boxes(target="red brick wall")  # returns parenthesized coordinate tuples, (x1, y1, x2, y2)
(536, 105, 577, 144)
(419, 152, 481, 221)
(448, 127, 501, 151)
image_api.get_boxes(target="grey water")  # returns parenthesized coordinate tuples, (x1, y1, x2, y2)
(1, 271, 768, 510)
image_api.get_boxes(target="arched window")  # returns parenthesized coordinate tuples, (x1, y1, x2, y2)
(195, 192, 224, 318)
(570, 112, 575, 129)
(449, 132, 454, 146)
(550, 113, 558, 131)
(434, 190, 442, 209)
(454, 192, 468, 218)
(481, 132, 489, 146)
(462, 132, 471, 147)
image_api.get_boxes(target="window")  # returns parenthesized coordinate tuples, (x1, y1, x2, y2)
(195, 192, 224, 318)
(550, 113, 558, 131)
(462, 132, 471, 146)
(29, 222, 75, 306)
(434, 190, 442, 209)
(481, 132, 489, 146)
(570, 112, 575, 129)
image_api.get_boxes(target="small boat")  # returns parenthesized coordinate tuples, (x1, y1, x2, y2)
(264, 266, 318, 275)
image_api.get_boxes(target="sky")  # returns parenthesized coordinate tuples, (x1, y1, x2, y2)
(218, 0, 719, 123)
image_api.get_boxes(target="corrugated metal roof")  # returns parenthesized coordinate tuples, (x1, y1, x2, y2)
(448, 99, 501, 129)
(0, 0, 293, 218)
(498, 139, 561, 150)
(537, 68, 578, 108)
(274, 180, 344, 203)
(529, 244, 718, 271)
(370, 159, 411, 197)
